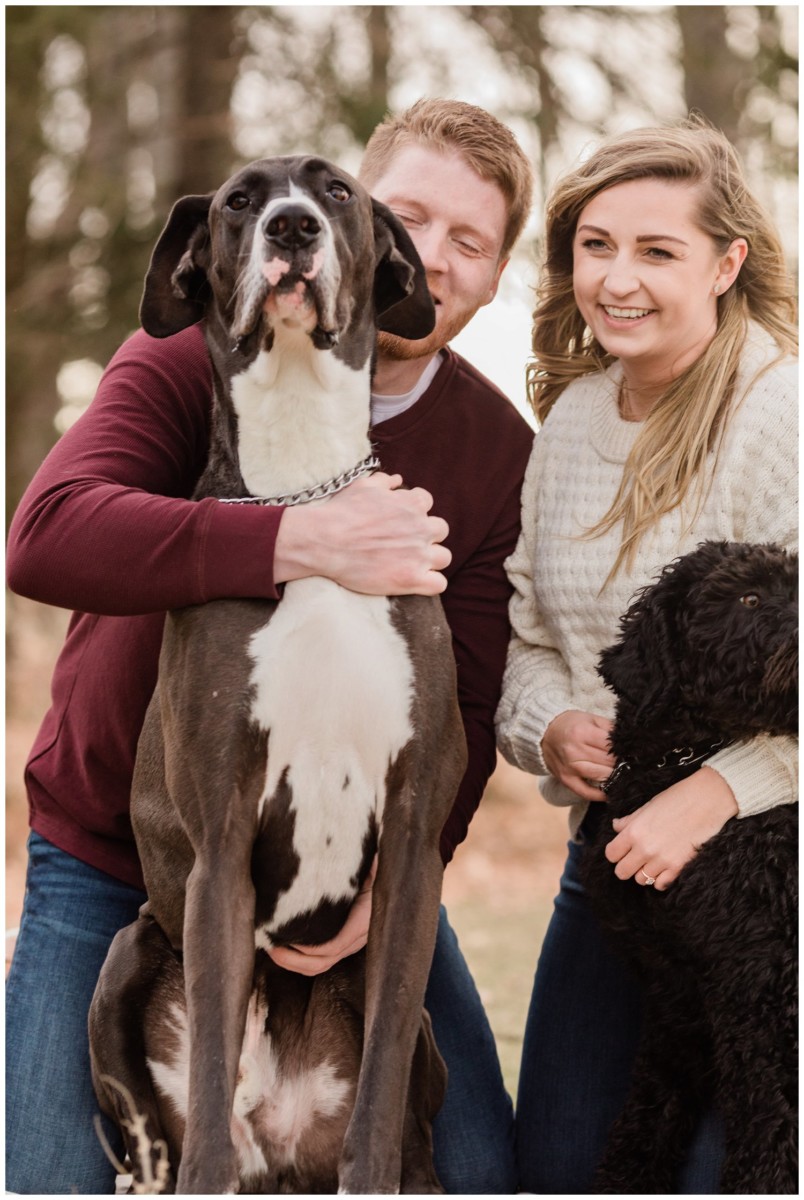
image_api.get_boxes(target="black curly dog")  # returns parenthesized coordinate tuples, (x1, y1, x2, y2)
(583, 541, 797, 1195)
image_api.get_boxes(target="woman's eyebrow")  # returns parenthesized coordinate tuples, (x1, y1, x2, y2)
(576, 223, 689, 248)
(635, 233, 689, 246)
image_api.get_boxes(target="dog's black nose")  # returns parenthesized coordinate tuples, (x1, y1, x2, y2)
(264, 205, 321, 250)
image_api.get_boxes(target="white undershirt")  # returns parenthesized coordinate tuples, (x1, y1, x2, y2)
(370, 352, 444, 427)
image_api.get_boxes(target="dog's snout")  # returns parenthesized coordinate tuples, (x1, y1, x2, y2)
(265, 204, 321, 250)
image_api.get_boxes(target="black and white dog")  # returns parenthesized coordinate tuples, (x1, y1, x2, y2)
(583, 541, 798, 1194)
(89, 157, 467, 1194)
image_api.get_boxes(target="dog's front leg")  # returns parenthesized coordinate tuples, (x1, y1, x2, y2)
(338, 766, 452, 1195)
(176, 847, 256, 1195)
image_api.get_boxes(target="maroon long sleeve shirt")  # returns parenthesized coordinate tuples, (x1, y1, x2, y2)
(7, 322, 533, 887)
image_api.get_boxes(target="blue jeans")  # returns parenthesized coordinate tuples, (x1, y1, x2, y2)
(6, 833, 515, 1194)
(6, 833, 146, 1195)
(515, 830, 723, 1194)
(426, 907, 517, 1193)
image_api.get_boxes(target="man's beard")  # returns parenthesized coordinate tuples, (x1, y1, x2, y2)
(377, 303, 478, 362)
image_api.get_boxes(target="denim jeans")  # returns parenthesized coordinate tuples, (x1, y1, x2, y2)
(426, 907, 517, 1193)
(515, 828, 723, 1194)
(6, 832, 515, 1194)
(6, 833, 146, 1194)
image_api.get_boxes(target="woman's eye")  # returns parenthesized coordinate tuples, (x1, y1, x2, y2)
(327, 182, 351, 203)
(580, 238, 608, 251)
(645, 247, 673, 260)
(226, 194, 250, 212)
(740, 593, 760, 608)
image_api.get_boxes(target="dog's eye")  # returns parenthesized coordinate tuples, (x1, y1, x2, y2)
(226, 193, 250, 212)
(327, 182, 351, 203)
(740, 593, 760, 608)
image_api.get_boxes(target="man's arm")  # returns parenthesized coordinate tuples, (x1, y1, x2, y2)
(438, 469, 526, 862)
(7, 325, 283, 614)
(8, 327, 450, 615)
(276, 473, 450, 595)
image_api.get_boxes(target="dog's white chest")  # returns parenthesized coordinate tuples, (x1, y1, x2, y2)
(231, 347, 372, 497)
(248, 579, 414, 938)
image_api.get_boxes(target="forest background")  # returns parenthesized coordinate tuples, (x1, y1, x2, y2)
(6, 3, 798, 1094)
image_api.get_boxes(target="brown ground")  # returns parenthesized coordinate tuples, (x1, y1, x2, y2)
(5, 593, 569, 1095)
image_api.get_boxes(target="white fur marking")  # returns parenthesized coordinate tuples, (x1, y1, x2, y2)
(249, 580, 414, 936)
(230, 346, 372, 497)
(147, 994, 352, 1176)
(286, 182, 342, 318)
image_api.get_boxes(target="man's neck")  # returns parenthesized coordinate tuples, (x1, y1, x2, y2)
(373, 352, 439, 396)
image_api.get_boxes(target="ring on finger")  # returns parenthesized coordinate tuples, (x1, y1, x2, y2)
(638, 868, 656, 886)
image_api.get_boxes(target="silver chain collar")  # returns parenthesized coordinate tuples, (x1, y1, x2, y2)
(217, 453, 380, 508)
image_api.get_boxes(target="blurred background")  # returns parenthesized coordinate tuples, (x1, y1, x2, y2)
(6, 4, 798, 1093)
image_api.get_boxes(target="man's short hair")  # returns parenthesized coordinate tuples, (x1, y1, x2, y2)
(360, 98, 534, 259)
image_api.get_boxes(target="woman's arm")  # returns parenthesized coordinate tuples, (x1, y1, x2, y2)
(607, 356, 799, 888)
(495, 447, 575, 774)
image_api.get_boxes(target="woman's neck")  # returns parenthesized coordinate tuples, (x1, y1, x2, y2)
(617, 375, 663, 422)
(618, 318, 719, 421)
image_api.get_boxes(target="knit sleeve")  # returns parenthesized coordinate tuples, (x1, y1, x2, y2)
(705, 356, 798, 816)
(495, 441, 574, 775)
(706, 735, 797, 818)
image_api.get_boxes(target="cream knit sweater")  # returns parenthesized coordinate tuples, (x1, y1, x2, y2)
(496, 327, 798, 837)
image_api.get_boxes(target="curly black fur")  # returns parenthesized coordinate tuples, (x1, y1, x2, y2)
(582, 541, 798, 1195)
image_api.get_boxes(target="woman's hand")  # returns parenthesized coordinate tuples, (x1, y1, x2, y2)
(266, 857, 378, 976)
(542, 709, 615, 801)
(605, 767, 738, 890)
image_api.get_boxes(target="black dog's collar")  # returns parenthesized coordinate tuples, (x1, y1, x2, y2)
(602, 739, 725, 795)
(217, 453, 380, 508)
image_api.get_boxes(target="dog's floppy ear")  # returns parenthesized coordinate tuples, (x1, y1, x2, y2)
(140, 194, 214, 337)
(371, 198, 436, 341)
(598, 582, 685, 722)
(598, 541, 729, 717)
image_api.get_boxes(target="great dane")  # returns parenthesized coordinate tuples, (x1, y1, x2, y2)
(89, 156, 467, 1194)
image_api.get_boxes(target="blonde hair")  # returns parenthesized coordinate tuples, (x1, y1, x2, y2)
(360, 98, 534, 258)
(528, 117, 797, 578)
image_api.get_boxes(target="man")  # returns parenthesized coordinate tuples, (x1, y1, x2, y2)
(6, 98, 534, 1194)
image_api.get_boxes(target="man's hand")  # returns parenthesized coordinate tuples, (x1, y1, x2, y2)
(267, 858, 378, 976)
(541, 709, 615, 801)
(275, 472, 451, 595)
(605, 767, 738, 890)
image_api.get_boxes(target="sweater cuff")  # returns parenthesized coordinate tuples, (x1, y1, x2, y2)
(706, 735, 797, 819)
(199, 498, 283, 601)
(496, 683, 570, 776)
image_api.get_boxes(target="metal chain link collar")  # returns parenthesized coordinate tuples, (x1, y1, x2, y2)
(217, 453, 380, 507)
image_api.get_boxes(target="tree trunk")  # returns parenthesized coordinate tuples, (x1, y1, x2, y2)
(674, 6, 749, 142)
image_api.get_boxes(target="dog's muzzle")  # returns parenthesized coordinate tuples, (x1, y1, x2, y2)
(234, 196, 341, 346)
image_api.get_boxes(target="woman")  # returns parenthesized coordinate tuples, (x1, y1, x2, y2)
(496, 118, 797, 1193)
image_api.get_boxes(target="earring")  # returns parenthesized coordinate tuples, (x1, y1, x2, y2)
(713, 283, 721, 294)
